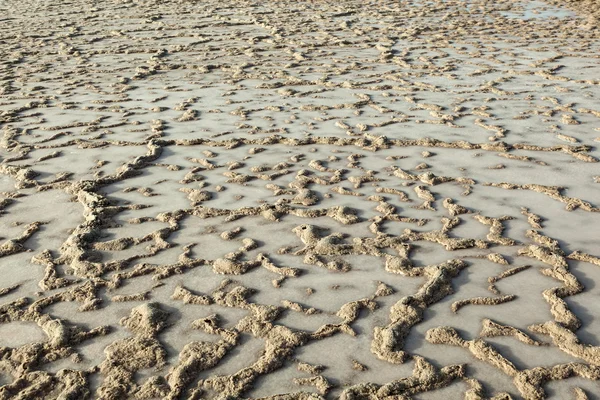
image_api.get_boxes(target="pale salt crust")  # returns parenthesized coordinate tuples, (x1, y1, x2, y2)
(1, 0, 600, 398)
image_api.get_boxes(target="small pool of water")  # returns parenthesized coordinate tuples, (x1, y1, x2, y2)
(500, 0, 575, 20)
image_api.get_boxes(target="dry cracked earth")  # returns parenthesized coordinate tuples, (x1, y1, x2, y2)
(1, 0, 600, 399)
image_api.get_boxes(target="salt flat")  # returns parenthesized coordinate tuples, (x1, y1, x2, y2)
(1, 0, 600, 398)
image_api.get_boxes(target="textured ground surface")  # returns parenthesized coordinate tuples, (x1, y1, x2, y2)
(1, 0, 600, 399)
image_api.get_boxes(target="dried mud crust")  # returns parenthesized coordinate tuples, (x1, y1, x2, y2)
(1, 0, 600, 399)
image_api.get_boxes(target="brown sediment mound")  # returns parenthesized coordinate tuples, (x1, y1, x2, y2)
(168, 281, 390, 397)
(376, 187, 411, 202)
(0, 222, 44, 257)
(0, 284, 20, 297)
(198, 319, 303, 395)
(513, 363, 600, 400)
(451, 294, 516, 313)
(98, 303, 171, 398)
(394, 168, 474, 187)
(0, 293, 109, 398)
(443, 198, 471, 216)
(413, 185, 436, 211)
(426, 326, 519, 377)
(424, 326, 600, 399)
(340, 356, 465, 399)
(488, 265, 531, 294)
(351, 359, 368, 372)
(294, 375, 332, 395)
(473, 215, 518, 246)
(172, 285, 212, 305)
(498, 153, 548, 166)
(568, 250, 600, 266)
(521, 208, 543, 229)
(487, 253, 510, 265)
(372, 259, 467, 364)
(573, 387, 590, 400)
(404, 217, 483, 251)
(485, 182, 599, 212)
(0, 165, 38, 189)
(282, 300, 320, 315)
(529, 321, 600, 365)
(518, 231, 584, 330)
(111, 292, 150, 302)
(480, 318, 547, 346)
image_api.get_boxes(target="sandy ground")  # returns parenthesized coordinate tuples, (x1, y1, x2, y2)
(1, 0, 600, 398)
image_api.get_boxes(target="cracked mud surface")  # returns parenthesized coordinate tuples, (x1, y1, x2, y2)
(1, 0, 600, 398)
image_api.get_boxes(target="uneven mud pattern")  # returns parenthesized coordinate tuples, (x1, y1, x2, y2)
(1, 0, 600, 398)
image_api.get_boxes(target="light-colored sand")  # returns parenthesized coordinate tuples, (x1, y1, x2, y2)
(1, 0, 600, 398)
